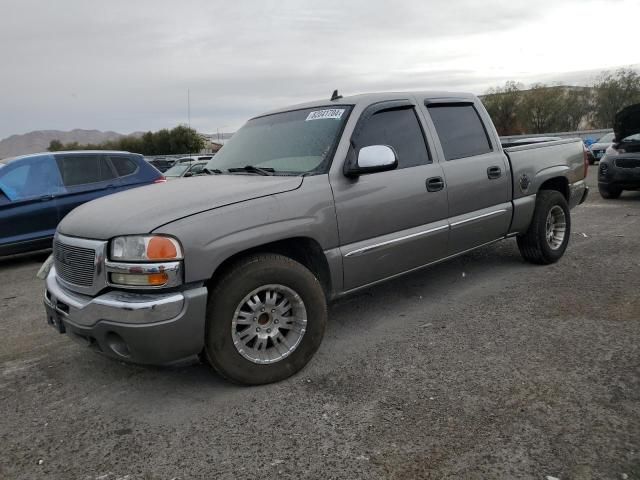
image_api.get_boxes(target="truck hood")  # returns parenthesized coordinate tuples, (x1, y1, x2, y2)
(614, 103, 640, 142)
(58, 175, 303, 240)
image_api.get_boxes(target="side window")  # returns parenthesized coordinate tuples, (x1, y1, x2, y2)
(427, 104, 492, 160)
(55, 155, 115, 187)
(0, 156, 63, 201)
(190, 164, 205, 174)
(354, 107, 430, 169)
(110, 156, 138, 177)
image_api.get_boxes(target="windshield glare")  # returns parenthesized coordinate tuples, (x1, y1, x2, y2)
(164, 164, 190, 176)
(621, 133, 640, 142)
(206, 106, 351, 175)
(597, 133, 614, 143)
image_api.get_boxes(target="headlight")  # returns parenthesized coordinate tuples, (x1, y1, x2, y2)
(110, 235, 183, 262)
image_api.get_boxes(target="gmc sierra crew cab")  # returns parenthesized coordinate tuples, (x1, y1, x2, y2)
(42, 91, 589, 385)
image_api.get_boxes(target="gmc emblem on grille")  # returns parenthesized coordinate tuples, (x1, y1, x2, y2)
(58, 250, 74, 265)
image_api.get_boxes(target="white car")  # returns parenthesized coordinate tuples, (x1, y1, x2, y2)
(589, 132, 615, 162)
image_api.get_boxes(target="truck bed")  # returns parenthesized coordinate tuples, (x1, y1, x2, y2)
(504, 138, 586, 201)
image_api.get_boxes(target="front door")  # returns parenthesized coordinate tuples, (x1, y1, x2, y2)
(331, 101, 449, 291)
(0, 154, 64, 250)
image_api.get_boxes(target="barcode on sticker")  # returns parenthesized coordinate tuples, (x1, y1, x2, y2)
(306, 109, 345, 121)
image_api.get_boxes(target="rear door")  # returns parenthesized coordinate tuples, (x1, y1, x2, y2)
(422, 100, 512, 254)
(54, 153, 119, 220)
(332, 100, 449, 290)
(0, 155, 64, 250)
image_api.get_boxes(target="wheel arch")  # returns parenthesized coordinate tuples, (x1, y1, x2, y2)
(534, 167, 570, 200)
(206, 236, 335, 299)
(538, 176, 569, 200)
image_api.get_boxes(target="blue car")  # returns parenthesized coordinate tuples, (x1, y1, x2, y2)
(0, 151, 165, 256)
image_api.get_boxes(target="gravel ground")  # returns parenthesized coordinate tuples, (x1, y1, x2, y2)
(1, 169, 639, 480)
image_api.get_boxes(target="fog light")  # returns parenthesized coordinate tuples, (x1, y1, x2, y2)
(110, 272, 169, 286)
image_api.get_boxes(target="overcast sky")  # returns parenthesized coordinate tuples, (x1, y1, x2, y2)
(1, 0, 638, 139)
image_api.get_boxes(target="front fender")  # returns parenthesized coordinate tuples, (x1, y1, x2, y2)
(153, 176, 340, 286)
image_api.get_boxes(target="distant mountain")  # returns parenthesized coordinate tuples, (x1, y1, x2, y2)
(0, 129, 140, 159)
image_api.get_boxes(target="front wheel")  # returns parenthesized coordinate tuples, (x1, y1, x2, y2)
(204, 254, 327, 385)
(598, 184, 622, 199)
(517, 190, 571, 265)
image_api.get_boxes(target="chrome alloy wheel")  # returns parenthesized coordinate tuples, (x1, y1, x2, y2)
(231, 284, 307, 364)
(545, 205, 566, 250)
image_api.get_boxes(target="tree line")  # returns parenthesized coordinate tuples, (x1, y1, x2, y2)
(481, 68, 640, 136)
(48, 125, 205, 155)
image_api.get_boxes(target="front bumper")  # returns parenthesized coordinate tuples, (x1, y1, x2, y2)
(43, 266, 208, 365)
(599, 157, 640, 190)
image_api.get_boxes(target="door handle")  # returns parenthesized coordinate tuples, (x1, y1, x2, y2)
(37, 194, 54, 201)
(487, 166, 502, 179)
(426, 177, 445, 192)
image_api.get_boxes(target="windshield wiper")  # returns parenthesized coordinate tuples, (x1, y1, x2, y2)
(203, 168, 223, 175)
(227, 165, 275, 176)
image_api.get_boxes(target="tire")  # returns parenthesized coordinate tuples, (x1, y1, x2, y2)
(517, 190, 571, 265)
(598, 184, 622, 199)
(204, 253, 327, 385)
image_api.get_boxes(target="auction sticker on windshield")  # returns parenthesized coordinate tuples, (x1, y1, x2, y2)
(306, 109, 345, 121)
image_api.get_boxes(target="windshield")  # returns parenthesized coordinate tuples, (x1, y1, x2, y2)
(164, 164, 190, 177)
(597, 132, 615, 143)
(206, 106, 351, 175)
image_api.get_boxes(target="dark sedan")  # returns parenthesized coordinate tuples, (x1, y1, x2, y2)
(0, 151, 165, 255)
(598, 104, 640, 199)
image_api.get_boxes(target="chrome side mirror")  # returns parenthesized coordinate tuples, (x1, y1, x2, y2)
(344, 145, 398, 176)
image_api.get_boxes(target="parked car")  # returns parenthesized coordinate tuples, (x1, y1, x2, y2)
(0, 151, 165, 256)
(164, 161, 209, 179)
(589, 132, 615, 163)
(176, 155, 213, 164)
(598, 104, 640, 199)
(147, 157, 178, 172)
(42, 91, 588, 385)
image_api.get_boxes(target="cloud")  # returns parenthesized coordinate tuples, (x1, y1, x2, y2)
(0, 0, 636, 138)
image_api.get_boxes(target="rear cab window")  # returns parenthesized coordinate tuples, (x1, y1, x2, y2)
(426, 103, 493, 160)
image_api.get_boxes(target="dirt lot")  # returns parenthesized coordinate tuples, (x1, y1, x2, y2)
(1, 169, 639, 480)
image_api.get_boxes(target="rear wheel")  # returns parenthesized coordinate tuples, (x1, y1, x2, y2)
(204, 254, 327, 385)
(517, 190, 571, 265)
(598, 184, 622, 199)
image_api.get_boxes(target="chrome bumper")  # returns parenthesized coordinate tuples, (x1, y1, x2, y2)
(43, 266, 208, 365)
(569, 179, 588, 208)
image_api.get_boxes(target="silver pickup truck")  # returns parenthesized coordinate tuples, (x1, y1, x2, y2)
(43, 91, 589, 384)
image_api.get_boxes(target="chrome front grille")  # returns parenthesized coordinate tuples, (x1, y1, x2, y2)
(54, 241, 96, 286)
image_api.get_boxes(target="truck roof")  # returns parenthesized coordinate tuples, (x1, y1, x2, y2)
(257, 91, 479, 118)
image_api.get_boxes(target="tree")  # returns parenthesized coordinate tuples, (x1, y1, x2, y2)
(481, 81, 523, 135)
(48, 139, 63, 151)
(168, 125, 204, 154)
(592, 68, 640, 128)
(560, 88, 592, 131)
(518, 84, 566, 134)
(47, 126, 205, 155)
